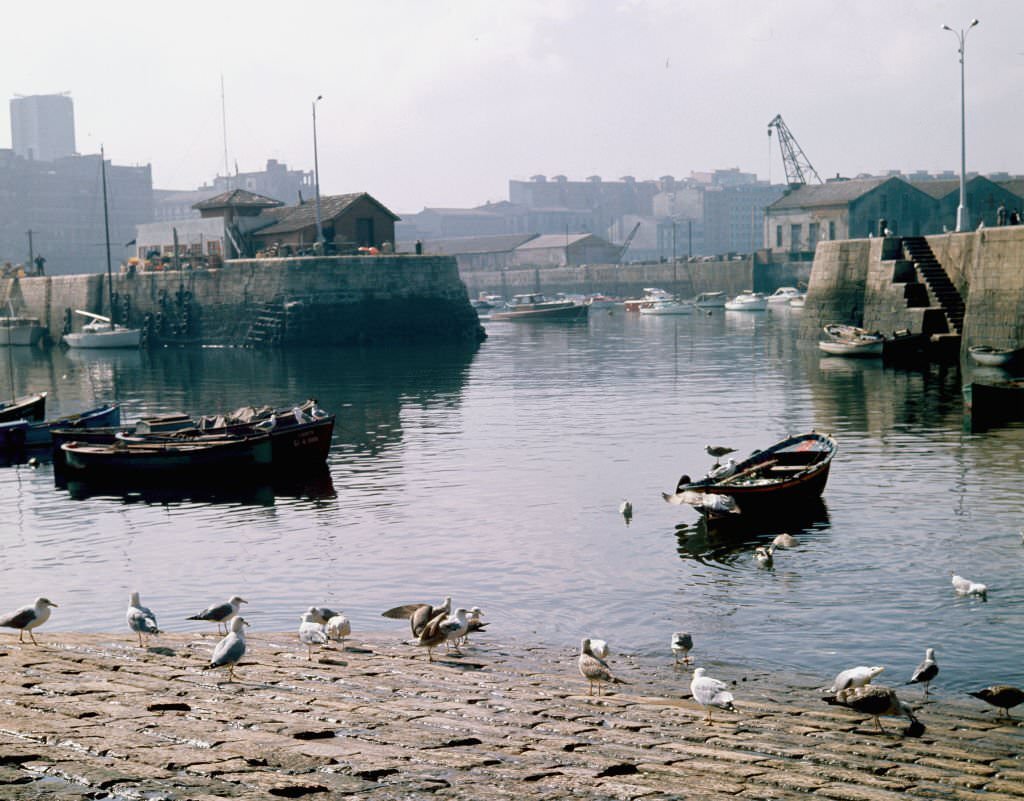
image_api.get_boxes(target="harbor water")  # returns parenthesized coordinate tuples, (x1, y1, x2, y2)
(1, 306, 1021, 694)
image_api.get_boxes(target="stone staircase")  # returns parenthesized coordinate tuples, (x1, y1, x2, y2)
(243, 299, 286, 347)
(901, 236, 965, 334)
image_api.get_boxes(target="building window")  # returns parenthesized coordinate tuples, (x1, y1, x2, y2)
(790, 224, 802, 251)
(828, 221, 836, 240)
(776, 225, 782, 247)
(808, 222, 820, 245)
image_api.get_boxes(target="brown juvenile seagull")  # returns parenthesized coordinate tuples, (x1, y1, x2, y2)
(381, 596, 451, 638)
(823, 684, 922, 735)
(0, 597, 58, 645)
(578, 637, 627, 696)
(416, 608, 464, 662)
(968, 685, 1024, 718)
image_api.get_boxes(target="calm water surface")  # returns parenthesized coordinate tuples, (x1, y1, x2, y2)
(2, 307, 1022, 694)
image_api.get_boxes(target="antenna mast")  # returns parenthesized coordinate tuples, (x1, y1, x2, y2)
(767, 114, 823, 185)
(221, 75, 231, 189)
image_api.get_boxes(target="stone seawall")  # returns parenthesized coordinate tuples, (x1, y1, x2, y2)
(0, 255, 484, 347)
(799, 230, 1024, 355)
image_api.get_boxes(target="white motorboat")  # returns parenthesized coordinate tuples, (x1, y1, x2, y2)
(585, 294, 620, 310)
(767, 287, 805, 304)
(724, 291, 768, 311)
(624, 287, 673, 312)
(0, 316, 45, 346)
(819, 324, 885, 357)
(789, 296, 806, 308)
(639, 298, 694, 315)
(63, 310, 141, 349)
(693, 291, 727, 309)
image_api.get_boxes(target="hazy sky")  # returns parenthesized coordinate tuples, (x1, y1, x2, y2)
(5, 1, 1022, 213)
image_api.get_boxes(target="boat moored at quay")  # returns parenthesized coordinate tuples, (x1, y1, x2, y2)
(488, 294, 588, 322)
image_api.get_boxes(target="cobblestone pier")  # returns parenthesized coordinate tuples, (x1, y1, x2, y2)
(0, 632, 1020, 799)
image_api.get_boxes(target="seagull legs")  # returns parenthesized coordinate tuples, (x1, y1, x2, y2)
(28, 629, 38, 646)
(137, 631, 144, 648)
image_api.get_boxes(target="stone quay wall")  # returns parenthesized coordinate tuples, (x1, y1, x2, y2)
(799, 230, 1024, 355)
(0, 255, 484, 347)
(460, 257, 813, 303)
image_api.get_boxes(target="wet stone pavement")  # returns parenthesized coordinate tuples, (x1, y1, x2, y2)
(0, 631, 1020, 800)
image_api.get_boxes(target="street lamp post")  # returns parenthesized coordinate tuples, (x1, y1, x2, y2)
(942, 18, 979, 233)
(312, 95, 324, 249)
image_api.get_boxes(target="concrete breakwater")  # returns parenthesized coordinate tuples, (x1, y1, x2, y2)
(0, 255, 484, 348)
(1, 631, 1020, 799)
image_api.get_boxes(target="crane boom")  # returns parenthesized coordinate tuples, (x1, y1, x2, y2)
(767, 114, 822, 185)
(618, 222, 641, 263)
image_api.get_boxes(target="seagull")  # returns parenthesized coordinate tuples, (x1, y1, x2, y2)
(706, 458, 737, 481)
(951, 573, 987, 599)
(907, 648, 938, 696)
(827, 665, 885, 693)
(690, 667, 735, 723)
(619, 499, 633, 524)
(416, 607, 466, 662)
(578, 637, 627, 696)
(823, 684, 921, 735)
(0, 597, 58, 645)
(209, 616, 249, 682)
(306, 606, 342, 625)
(326, 613, 351, 645)
(298, 611, 328, 660)
(460, 607, 486, 645)
(589, 638, 610, 660)
(772, 533, 798, 549)
(671, 631, 693, 665)
(968, 685, 1024, 718)
(382, 596, 451, 638)
(126, 591, 161, 647)
(754, 544, 774, 567)
(705, 444, 736, 466)
(187, 595, 247, 634)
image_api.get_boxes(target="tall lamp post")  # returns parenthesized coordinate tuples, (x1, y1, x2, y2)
(312, 95, 324, 249)
(942, 18, 978, 233)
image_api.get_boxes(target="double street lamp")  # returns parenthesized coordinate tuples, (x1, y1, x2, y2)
(942, 18, 979, 233)
(312, 95, 324, 249)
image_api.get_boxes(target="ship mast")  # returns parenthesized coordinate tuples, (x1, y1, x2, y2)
(100, 145, 115, 325)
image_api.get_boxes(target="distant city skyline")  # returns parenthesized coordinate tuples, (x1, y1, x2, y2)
(3, 1, 1023, 213)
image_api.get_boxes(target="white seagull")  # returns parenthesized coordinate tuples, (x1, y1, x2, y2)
(209, 616, 249, 682)
(589, 638, 610, 660)
(907, 648, 938, 696)
(188, 595, 248, 634)
(671, 631, 693, 665)
(772, 533, 798, 549)
(326, 613, 351, 645)
(306, 606, 342, 625)
(690, 667, 736, 723)
(298, 611, 328, 660)
(827, 665, 884, 693)
(0, 597, 58, 645)
(951, 573, 987, 598)
(126, 591, 161, 647)
(706, 458, 737, 481)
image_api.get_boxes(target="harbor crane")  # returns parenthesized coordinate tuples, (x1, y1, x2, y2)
(618, 221, 641, 264)
(767, 114, 822, 186)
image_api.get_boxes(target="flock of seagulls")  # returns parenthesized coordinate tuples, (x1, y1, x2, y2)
(380, 597, 487, 662)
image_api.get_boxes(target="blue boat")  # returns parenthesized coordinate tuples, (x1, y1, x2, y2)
(0, 403, 121, 452)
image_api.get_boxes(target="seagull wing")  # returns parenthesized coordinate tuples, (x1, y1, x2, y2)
(381, 603, 426, 620)
(0, 606, 36, 629)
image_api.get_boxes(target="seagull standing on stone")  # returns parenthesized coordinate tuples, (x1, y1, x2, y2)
(578, 638, 627, 696)
(298, 611, 328, 660)
(951, 573, 987, 599)
(589, 638, 610, 660)
(209, 616, 249, 682)
(416, 606, 466, 661)
(382, 596, 451, 638)
(306, 606, 342, 625)
(690, 667, 735, 723)
(671, 631, 693, 665)
(460, 606, 486, 645)
(0, 597, 58, 645)
(823, 684, 921, 735)
(187, 595, 247, 634)
(907, 648, 938, 696)
(326, 613, 351, 646)
(968, 685, 1024, 718)
(705, 444, 736, 467)
(126, 591, 161, 647)
(827, 665, 885, 693)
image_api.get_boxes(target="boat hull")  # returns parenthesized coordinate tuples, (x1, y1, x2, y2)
(489, 304, 588, 322)
(61, 433, 273, 477)
(725, 294, 768, 311)
(21, 403, 121, 449)
(0, 320, 45, 347)
(640, 303, 693, 315)
(0, 393, 47, 423)
(63, 328, 141, 349)
(968, 345, 1022, 367)
(693, 292, 727, 308)
(964, 378, 1024, 430)
(818, 340, 883, 357)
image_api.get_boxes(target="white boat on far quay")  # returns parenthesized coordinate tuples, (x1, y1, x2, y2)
(724, 291, 768, 311)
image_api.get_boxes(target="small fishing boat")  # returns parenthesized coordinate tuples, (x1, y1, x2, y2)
(0, 392, 47, 424)
(639, 298, 694, 315)
(668, 431, 837, 516)
(61, 431, 273, 478)
(819, 324, 886, 357)
(489, 293, 588, 321)
(963, 377, 1024, 430)
(968, 344, 1022, 367)
(693, 291, 727, 309)
(0, 402, 121, 451)
(724, 291, 768, 311)
(0, 316, 46, 347)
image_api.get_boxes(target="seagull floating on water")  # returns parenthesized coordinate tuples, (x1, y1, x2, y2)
(0, 597, 57, 645)
(326, 614, 351, 645)
(968, 685, 1024, 718)
(209, 616, 249, 682)
(823, 684, 922, 735)
(827, 665, 884, 693)
(754, 544, 774, 567)
(298, 612, 328, 660)
(907, 648, 938, 696)
(187, 595, 247, 634)
(772, 533, 798, 549)
(951, 573, 987, 599)
(690, 667, 735, 723)
(126, 591, 160, 647)
(578, 637, 626, 696)
(671, 631, 693, 665)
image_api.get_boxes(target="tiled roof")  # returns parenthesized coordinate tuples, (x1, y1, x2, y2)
(255, 193, 399, 235)
(768, 179, 887, 210)
(192, 189, 283, 210)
